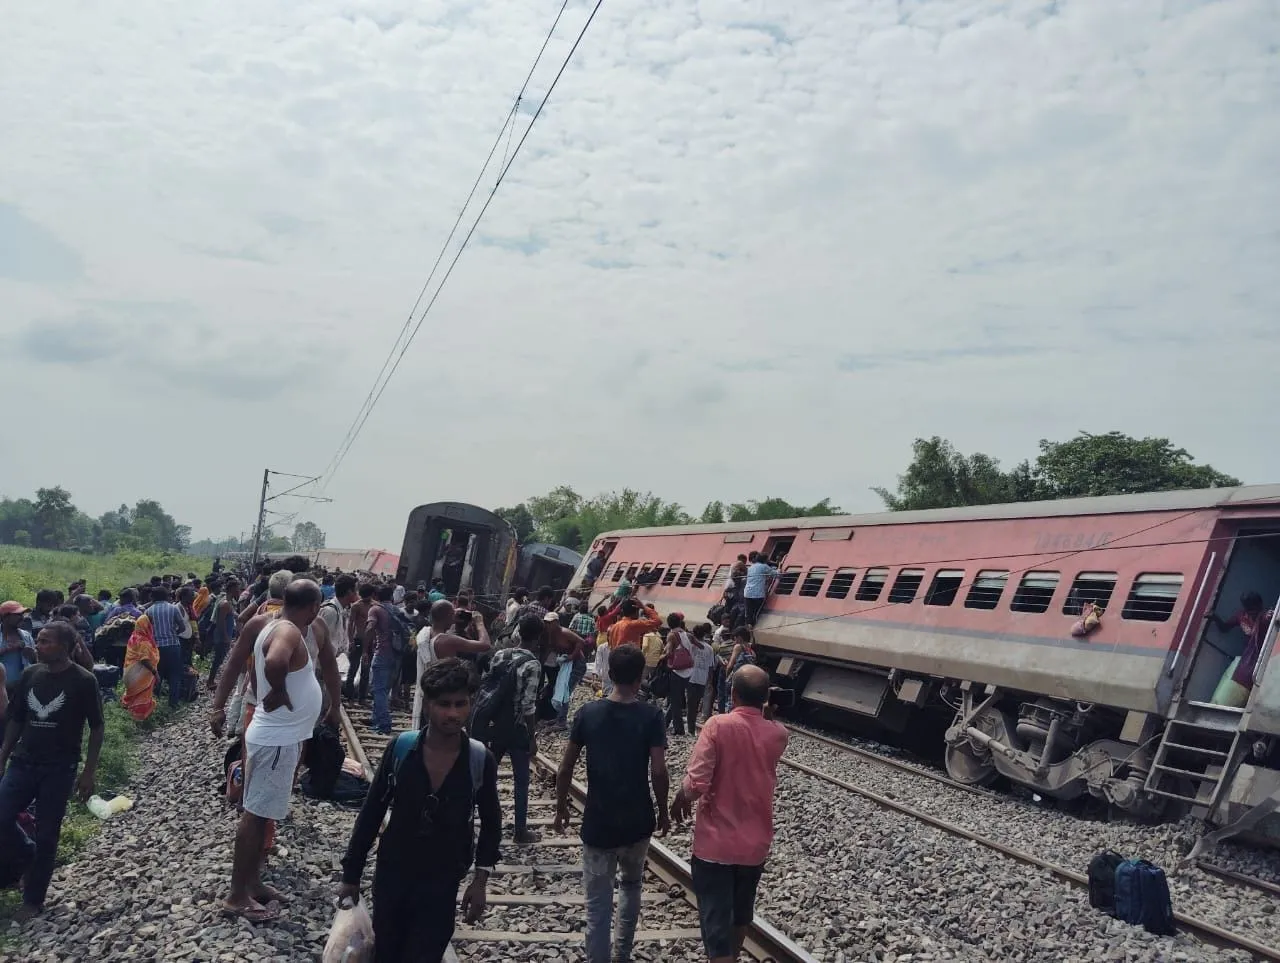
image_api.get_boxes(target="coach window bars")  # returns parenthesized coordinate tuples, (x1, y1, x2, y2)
(888, 568, 925, 604)
(661, 565, 680, 587)
(964, 570, 1009, 610)
(709, 564, 731, 589)
(855, 567, 888, 602)
(775, 566, 803, 596)
(1121, 573, 1184, 622)
(799, 566, 829, 597)
(924, 570, 965, 607)
(625, 564, 640, 581)
(826, 567, 857, 599)
(1011, 571, 1061, 614)
(675, 564, 696, 588)
(691, 564, 713, 589)
(649, 564, 667, 585)
(1062, 572, 1117, 615)
(609, 564, 624, 583)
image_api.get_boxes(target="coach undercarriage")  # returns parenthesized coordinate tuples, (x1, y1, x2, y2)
(941, 686, 1166, 816)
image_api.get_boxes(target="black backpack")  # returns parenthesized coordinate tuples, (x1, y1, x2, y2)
(1088, 851, 1125, 913)
(1114, 858, 1176, 935)
(380, 602, 413, 655)
(305, 722, 346, 798)
(470, 651, 535, 746)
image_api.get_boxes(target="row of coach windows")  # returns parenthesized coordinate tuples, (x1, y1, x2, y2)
(604, 561, 1183, 623)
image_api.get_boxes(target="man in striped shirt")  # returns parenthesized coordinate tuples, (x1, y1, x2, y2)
(148, 586, 192, 708)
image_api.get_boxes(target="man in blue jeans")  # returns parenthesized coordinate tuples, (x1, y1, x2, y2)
(147, 586, 192, 707)
(554, 644, 669, 963)
(0, 619, 104, 922)
(365, 583, 398, 734)
(484, 614, 544, 845)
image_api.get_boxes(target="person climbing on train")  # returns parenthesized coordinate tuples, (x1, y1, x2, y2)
(1210, 590, 1277, 699)
(339, 658, 500, 963)
(742, 552, 778, 626)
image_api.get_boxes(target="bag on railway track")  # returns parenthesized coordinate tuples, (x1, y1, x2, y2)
(305, 723, 346, 799)
(1113, 858, 1176, 935)
(1087, 850, 1125, 912)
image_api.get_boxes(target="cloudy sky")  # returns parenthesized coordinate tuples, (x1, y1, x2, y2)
(2, 0, 1277, 551)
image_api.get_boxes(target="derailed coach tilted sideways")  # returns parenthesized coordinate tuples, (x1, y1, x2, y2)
(569, 484, 1280, 848)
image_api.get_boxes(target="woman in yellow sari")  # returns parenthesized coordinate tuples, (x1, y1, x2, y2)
(122, 613, 160, 722)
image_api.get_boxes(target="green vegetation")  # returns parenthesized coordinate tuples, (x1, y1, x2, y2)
(873, 432, 1240, 512)
(0, 488, 190, 554)
(496, 488, 844, 552)
(0, 545, 210, 606)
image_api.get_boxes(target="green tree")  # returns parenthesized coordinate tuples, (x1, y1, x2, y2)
(495, 504, 536, 542)
(12, 529, 30, 547)
(0, 498, 37, 544)
(726, 497, 844, 522)
(874, 438, 1030, 511)
(292, 521, 326, 551)
(698, 501, 727, 524)
(1033, 432, 1240, 499)
(526, 486, 584, 538)
(34, 487, 76, 549)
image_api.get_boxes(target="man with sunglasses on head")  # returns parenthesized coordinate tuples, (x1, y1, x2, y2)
(339, 657, 501, 963)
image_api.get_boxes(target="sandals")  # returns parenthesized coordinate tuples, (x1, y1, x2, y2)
(219, 900, 282, 923)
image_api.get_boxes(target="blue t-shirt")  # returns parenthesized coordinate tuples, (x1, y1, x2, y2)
(1, 630, 34, 688)
(321, 585, 336, 601)
(744, 562, 778, 599)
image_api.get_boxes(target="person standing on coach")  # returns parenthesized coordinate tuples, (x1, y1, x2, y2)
(340, 658, 500, 963)
(0, 620, 104, 922)
(554, 644, 669, 963)
(671, 665, 788, 963)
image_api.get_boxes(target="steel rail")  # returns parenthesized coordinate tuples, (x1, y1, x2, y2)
(532, 751, 820, 963)
(779, 753, 1280, 963)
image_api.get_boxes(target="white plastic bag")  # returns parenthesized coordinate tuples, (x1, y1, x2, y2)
(322, 898, 374, 963)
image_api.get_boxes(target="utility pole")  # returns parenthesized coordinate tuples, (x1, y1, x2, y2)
(249, 469, 270, 569)
(249, 469, 332, 570)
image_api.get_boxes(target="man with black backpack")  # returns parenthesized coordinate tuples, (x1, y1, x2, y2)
(472, 614, 543, 845)
(339, 657, 501, 962)
(366, 583, 410, 735)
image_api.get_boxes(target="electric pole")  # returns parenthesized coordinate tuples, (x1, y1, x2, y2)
(249, 469, 331, 570)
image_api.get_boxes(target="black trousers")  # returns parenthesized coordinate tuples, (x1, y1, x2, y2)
(373, 863, 462, 963)
(345, 640, 369, 700)
(745, 596, 767, 625)
(666, 674, 689, 736)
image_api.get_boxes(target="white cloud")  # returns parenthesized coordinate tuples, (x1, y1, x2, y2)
(0, 0, 1276, 549)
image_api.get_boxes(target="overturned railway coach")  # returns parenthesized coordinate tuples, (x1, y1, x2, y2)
(572, 485, 1280, 844)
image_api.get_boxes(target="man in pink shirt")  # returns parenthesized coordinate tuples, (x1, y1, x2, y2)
(670, 665, 788, 963)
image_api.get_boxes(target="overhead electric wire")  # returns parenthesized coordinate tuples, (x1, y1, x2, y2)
(318, 0, 581, 491)
(320, 0, 607, 492)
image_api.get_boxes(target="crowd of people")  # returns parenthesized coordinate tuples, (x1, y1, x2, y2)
(0, 550, 791, 963)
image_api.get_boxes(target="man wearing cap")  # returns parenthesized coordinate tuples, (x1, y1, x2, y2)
(0, 603, 36, 699)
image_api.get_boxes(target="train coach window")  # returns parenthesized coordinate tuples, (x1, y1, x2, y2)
(609, 564, 624, 583)
(888, 568, 925, 604)
(649, 564, 666, 584)
(692, 564, 713, 589)
(856, 567, 889, 601)
(925, 570, 965, 606)
(662, 565, 679, 586)
(775, 566, 803, 595)
(826, 567, 857, 599)
(1063, 572, 1117, 615)
(676, 564, 696, 587)
(1011, 571, 1060, 613)
(964, 571, 1009, 609)
(626, 564, 640, 580)
(709, 564, 731, 589)
(1121, 573, 1184, 622)
(799, 566, 829, 597)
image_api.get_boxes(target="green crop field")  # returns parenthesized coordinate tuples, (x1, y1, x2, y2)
(0, 545, 212, 605)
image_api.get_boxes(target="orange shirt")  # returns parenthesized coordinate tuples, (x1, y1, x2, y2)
(605, 606, 662, 651)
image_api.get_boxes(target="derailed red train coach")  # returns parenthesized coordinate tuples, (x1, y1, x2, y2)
(574, 485, 1280, 845)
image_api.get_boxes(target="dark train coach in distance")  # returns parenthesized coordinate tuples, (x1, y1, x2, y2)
(570, 484, 1280, 848)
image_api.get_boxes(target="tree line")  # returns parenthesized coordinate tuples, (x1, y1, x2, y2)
(498, 432, 1240, 553)
(0, 488, 191, 554)
(189, 521, 326, 558)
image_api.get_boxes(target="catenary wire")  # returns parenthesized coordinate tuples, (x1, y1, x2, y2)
(318, 0, 575, 489)
(320, 0, 607, 490)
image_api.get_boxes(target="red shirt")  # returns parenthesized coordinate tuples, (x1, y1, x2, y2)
(682, 706, 788, 866)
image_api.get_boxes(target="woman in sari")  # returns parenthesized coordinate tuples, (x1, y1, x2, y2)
(121, 613, 160, 721)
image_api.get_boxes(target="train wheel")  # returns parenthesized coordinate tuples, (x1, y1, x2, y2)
(945, 742, 998, 786)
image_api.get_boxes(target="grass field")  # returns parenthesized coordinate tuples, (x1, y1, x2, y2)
(0, 545, 212, 606)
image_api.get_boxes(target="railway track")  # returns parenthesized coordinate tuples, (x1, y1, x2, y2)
(773, 726, 1280, 963)
(781, 722, 1280, 905)
(337, 697, 817, 963)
